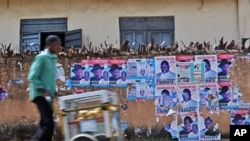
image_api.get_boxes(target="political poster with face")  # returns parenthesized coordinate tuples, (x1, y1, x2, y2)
(198, 113, 221, 140)
(127, 58, 155, 79)
(177, 84, 199, 113)
(176, 84, 199, 112)
(109, 59, 127, 87)
(218, 82, 232, 110)
(217, 54, 236, 82)
(229, 107, 250, 125)
(126, 80, 137, 101)
(178, 112, 199, 141)
(89, 59, 109, 87)
(228, 84, 243, 109)
(176, 55, 195, 83)
(70, 63, 87, 87)
(155, 85, 177, 107)
(155, 56, 176, 85)
(195, 55, 217, 83)
(198, 83, 219, 112)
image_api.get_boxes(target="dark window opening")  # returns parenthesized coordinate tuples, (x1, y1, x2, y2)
(40, 32, 65, 51)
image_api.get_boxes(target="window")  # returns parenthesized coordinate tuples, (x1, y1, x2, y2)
(20, 18, 82, 53)
(119, 16, 174, 49)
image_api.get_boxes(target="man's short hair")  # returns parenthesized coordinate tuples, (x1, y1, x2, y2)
(45, 35, 61, 45)
(161, 60, 169, 67)
(203, 59, 210, 66)
(161, 89, 170, 96)
(183, 88, 191, 97)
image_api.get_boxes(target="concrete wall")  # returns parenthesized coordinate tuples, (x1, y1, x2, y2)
(0, 0, 247, 49)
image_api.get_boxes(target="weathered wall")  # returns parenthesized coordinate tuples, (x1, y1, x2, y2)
(0, 0, 244, 49)
(0, 54, 245, 136)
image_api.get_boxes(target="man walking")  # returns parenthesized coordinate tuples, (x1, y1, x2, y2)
(28, 35, 61, 141)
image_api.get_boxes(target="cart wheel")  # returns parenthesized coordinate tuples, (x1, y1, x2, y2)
(70, 134, 98, 141)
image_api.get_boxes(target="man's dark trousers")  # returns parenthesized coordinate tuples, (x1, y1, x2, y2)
(30, 96, 55, 141)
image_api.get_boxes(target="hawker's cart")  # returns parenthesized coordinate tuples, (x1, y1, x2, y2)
(57, 90, 123, 141)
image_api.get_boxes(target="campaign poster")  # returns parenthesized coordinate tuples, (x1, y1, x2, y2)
(193, 61, 205, 83)
(126, 81, 137, 101)
(89, 59, 109, 87)
(109, 59, 127, 87)
(127, 78, 154, 100)
(127, 58, 155, 79)
(195, 55, 217, 83)
(56, 63, 65, 83)
(176, 55, 195, 83)
(229, 107, 250, 125)
(164, 114, 178, 139)
(198, 83, 219, 112)
(145, 58, 155, 78)
(155, 56, 176, 85)
(70, 63, 88, 87)
(178, 112, 199, 141)
(177, 84, 199, 113)
(228, 84, 243, 109)
(217, 54, 236, 82)
(218, 82, 232, 110)
(198, 114, 221, 140)
(155, 85, 177, 107)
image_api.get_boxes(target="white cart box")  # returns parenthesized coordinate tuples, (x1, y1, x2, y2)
(57, 90, 121, 141)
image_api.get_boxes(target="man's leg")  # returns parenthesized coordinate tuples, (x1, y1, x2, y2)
(32, 96, 55, 141)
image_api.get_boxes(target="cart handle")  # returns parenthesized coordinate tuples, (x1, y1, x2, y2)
(58, 103, 120, 114)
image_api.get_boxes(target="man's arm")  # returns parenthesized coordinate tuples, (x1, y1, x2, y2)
(27, 55, 45, 90)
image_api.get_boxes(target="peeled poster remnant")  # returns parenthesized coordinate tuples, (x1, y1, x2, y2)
(229, 56, 250, 103)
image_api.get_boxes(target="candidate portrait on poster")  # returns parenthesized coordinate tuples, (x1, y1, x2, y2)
(230, 108, 250, 125)
(155, 56, 176, 85)
(217, 54, 235, 82)
(195, 55, 217, 82)
(177, 84, 198, 112)
(218, 83, 232, 109)
(70, 63, 86, 86)
(198, 115, 220, 140)
(178, 112, 199, 141)
(155, 85, 177, 108)
(88, 59, 110, 87)
(198, 83, 219, 111)
(109, 59, 127, 87)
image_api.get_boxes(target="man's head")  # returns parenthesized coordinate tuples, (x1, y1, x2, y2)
(45, 35, 61, 54)
(183, 116, 193, 132)
(233, 114, 245, 125)
(204, 116, 213, 129)
(102, 70, 109, 81)
(160, 60, 170, 73)
(72, 65, 84, 79)
(121, 71, 127, 81)
(182, 88, 192, 102)
(84, 71, 90, 81)
(192, 123, 198, 134)
(219, 59, 231, 74)
(110, 64, 122, 79)
(161, 89, 170, 96)
(91, 64, 104, 79)
(203, 59, 211, 72)
(140, 67, 146, 76)
(140, 88, 145, 96)
(219, 86, 231, 101)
